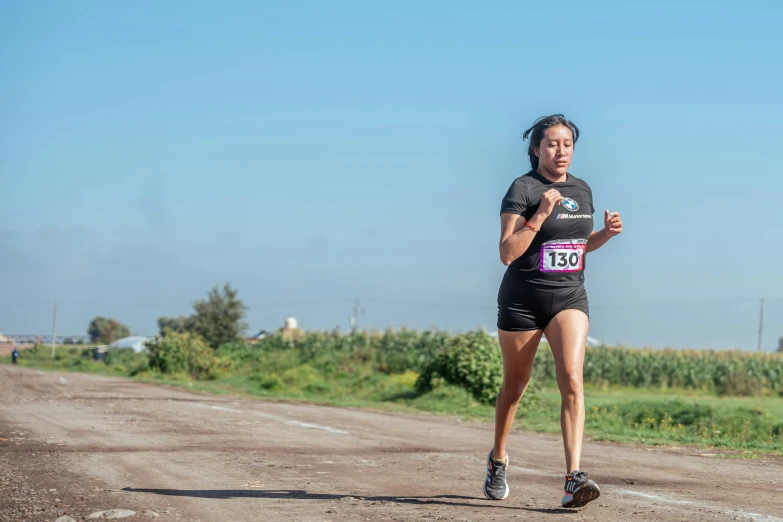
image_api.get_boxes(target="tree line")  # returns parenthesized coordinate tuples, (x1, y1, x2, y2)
(87, 283, 247, 349)
(86, 283, 783, 353)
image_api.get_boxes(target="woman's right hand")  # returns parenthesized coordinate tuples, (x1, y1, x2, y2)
(536, 189, 563, 218)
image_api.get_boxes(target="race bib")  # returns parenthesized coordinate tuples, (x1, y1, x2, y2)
(540, 239, 587, 272)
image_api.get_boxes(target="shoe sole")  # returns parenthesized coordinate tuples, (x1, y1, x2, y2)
(483, 452, 510, 501)
(562, 480, 600, 508)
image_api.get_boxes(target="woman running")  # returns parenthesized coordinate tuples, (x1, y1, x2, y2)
(483, 114, 623, 508)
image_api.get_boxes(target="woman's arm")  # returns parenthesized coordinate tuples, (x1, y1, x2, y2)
(499, 189, 563, 265)
(587, 210, 623, 253)
(499, 212, 546, 266)
(586, 229, 611, 253)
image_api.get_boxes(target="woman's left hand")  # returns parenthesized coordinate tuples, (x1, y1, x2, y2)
(604, 210, 623, 237)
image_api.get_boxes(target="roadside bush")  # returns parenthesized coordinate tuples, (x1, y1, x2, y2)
(104, 348, 146, 368)
(258, 374, 285, 391)
(281, 364, 322, 388)
(716, 369, 763, 397)
(374, 328, 450, 374)
(146, 332, 223, 379)
(416, 331, 503, 405)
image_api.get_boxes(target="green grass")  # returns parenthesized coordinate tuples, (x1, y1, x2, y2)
(578, 387, 783, 455)
(4, 342, 783, 457)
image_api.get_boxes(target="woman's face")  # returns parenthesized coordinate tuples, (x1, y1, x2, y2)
(535, 125, 574, 177)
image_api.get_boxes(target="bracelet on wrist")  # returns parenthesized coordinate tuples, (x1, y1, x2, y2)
(524, 221, 539, 232)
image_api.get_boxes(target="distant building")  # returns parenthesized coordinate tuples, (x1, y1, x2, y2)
(279, 316, 302, 340)
(0, 331, 14, 344)
(109, 336, 152, 353)
(247, 329, 269, 343)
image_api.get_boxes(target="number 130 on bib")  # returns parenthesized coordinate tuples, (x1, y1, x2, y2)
(540, 240, 587, 273)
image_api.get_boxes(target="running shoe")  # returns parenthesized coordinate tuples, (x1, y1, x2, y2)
(561, 470, 600, 508)
(483, 451, 510, 500)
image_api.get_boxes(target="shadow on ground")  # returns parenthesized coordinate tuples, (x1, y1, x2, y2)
(123, 488, 576, 514)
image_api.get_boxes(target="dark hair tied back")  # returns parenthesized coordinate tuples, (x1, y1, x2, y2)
(522, 114, 580, 171)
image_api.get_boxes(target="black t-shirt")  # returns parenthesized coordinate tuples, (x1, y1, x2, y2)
(500, 170, 595, 287)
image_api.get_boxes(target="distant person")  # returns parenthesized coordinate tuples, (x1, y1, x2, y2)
(483, 115, 623, 508)
(11, 346, 19, 365)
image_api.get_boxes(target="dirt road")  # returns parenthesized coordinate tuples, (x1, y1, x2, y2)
(1, 365, 781, 522)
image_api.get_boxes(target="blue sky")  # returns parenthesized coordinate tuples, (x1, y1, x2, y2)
(1, 0, 782, 350)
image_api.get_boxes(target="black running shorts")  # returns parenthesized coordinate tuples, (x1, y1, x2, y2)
(497, 272, 589, 332)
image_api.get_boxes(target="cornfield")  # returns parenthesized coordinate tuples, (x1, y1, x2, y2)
(220, 329, 783, 396)
(535, 344, 782, 395)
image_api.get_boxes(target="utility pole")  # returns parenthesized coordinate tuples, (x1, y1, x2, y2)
(350, 299, 363, 333)
(757, 298, 765, 352)
(51, 300, 58, 358)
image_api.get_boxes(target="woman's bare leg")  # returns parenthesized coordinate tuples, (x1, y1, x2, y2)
(493, 328, 544, 460)
(543, 309, 589, 473)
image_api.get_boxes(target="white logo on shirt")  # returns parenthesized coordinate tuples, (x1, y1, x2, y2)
(561, 198, 579, 211)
